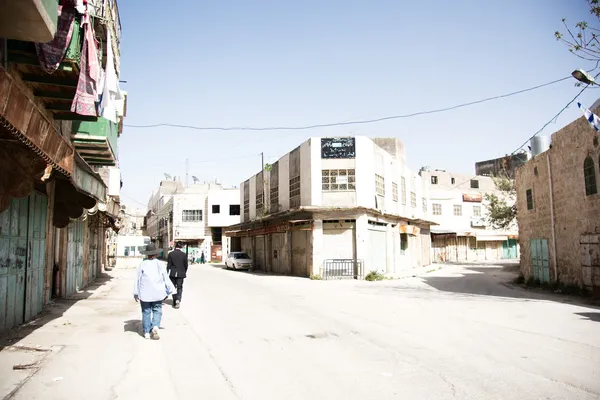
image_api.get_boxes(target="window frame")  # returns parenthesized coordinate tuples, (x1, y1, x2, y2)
(182, 209, 203, 223)
(229, 204, 241, 216)
(375, 174, 385, 196)
(526, 189, 534, 210)
(431, 176, 438, 184)
(322, 169, 356, 191)
(453, 204, 463, 216)
(212, 205, 220, 214)
(392, 182, 398, 202)
(473, 205, 481, 217)
(584, 156, 598, 196)
(432, 203, 442, 215)
(470, 179, 480, 189)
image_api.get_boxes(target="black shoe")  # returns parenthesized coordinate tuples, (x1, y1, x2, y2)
(174, 300, 180, 309)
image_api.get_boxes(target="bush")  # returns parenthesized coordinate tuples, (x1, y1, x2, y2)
(309, 274, 322, 280)
(365, 271, 386, 281)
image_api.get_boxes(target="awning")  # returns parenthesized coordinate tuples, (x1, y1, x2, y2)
(475, 234, 509, 241)
(399, 224, 420, 236)
(430, 227, 473, 236)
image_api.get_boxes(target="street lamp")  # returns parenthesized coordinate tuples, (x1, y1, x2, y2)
(572, 69, 598, 85)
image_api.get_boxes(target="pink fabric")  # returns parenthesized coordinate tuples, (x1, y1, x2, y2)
(35, 5, 76, 73)
(71, 14, 100, 116)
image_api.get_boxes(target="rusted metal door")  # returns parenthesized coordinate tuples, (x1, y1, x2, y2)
(66, 221, 85, 296)
(291, 230, 308, 277)
(0, 192, 47, 332)
(531, 239, 550, 283)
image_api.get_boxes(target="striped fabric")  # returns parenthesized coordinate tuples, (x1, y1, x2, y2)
(578, 102, 600, 132)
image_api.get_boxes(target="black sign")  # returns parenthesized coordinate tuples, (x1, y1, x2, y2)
(321, 137, 356, 159)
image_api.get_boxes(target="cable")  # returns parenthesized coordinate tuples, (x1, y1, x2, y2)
(124, 76, 571, 132)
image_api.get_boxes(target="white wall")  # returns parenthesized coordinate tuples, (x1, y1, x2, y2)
(117, 235, 150, 257)
(207, 188, 240, 227)
(173, 193, 208, 240)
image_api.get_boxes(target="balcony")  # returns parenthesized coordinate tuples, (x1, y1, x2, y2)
(71, 117, 118, 166)
(0, 0, 59, 43)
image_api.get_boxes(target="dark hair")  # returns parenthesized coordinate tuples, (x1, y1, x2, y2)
(175, 241, 183, 249)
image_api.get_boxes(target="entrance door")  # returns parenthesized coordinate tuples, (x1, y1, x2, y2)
(368, 222, 387, 274)
(530, 239, 550, 283)
(291, 230, 308, 277)
(89, 227, 98, 281)
(66, 221, 85, 296)
(0, 192, 47, 332)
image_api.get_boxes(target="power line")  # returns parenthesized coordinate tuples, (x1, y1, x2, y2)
(124, 76, 571, 132)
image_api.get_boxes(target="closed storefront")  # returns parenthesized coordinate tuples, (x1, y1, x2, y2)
(254, 235, 266, 271)
(66, 220, 85, 297)
(270, 233, 289, 274)
(322, 220, 355, 260)
(368, 221, 387, 274)
(291, 230, 309, 277)
(0, 192, 48, 332)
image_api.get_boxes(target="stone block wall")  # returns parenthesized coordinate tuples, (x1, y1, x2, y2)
(516, 107, 600, 290)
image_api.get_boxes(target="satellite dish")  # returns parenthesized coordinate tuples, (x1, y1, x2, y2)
(192, 176, 199, 183)
(164, 173, 172, 180)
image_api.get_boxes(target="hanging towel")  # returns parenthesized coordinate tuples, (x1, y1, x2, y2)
(71, 13, 100, 116)
(99, 28, 123, 123)
(35, 5, 76, 73)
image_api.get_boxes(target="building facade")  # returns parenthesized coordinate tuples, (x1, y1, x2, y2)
(516, 104, 600, 296)
(475, 153, 529, 179)
(147, 181, 240, 262)
(0, 0, 125, 332)
(419, 168, 519, 263)
(224, 136, 436, 279)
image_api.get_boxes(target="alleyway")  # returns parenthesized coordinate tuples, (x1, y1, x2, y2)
(1, 262, 599, 400)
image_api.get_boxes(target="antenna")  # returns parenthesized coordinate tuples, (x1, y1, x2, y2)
(186, 158, 189, 187)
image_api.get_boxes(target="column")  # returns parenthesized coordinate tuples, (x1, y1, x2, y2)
(311, 219, 323, 277)
(355, 214, 369, 276)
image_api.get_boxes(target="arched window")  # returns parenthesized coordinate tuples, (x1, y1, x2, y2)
(584, 156, 597, 196)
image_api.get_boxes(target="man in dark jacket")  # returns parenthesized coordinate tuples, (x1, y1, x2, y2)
(167, 241, 188, 309)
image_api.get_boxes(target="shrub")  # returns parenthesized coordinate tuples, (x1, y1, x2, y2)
(365, 271, 386, 281)
(309, 274, 322, 280)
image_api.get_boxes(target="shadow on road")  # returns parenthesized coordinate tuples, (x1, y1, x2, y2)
(123, 319, 143, 337)
(421, 263, 600, 309)
(0, 272, 114, 351)
(208, 263, 302, 279)
(575, 312, 600, 322)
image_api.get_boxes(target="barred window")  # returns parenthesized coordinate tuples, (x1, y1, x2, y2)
(410, 192, 416, 208)
(322, 169, 356, 191)
(256, 193, 264, 212)
(243, 199, 250, 217)
(432, 203, 442, 215)
(290, 176, 301, 208)
(422, 198, 427, 212)
(375, 174, 385, 196)
(584, 156, 597, 196)
(473, 205, 481, 217)
(182, 209, 202, 222)
(392, 182, 398, 202)
(453, 204, 462, 216)
(270, 186, 279, 211)
(401, 176, 406, 205)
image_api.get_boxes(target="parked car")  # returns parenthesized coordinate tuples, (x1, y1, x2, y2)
(225, 252, 253, 270)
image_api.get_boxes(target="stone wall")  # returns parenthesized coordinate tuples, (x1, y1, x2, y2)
(516, 107, 600, 291)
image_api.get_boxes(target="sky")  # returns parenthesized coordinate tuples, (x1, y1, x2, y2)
(116, 0, 599, 210)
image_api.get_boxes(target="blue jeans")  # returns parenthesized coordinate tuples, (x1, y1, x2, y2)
(140, 301, 163, 334)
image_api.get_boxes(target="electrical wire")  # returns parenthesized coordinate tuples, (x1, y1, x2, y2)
(124, 76, 571, 132)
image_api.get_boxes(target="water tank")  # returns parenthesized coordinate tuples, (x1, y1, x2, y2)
(530, 136, 550, 156)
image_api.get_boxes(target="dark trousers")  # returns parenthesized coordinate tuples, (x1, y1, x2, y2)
(170, 277, 184, 303)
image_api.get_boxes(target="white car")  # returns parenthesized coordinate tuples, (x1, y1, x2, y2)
(225, 252, 253, 270)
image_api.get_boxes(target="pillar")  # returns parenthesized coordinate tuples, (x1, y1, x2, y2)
(311, 219, 323, 277)
(43, 180, 55, 303)
(355, 214, 369, 275)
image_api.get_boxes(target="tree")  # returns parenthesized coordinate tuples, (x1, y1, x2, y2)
(483, 175, 517, 230)
(555, 0, 600, 63)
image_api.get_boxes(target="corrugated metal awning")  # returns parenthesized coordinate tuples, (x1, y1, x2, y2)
(476, 234, 509, 241)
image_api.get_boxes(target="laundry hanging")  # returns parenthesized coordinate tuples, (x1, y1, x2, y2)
(71, 13, 100, 116)
(35, 4, 76, 73)
(99, 28, 123, 124)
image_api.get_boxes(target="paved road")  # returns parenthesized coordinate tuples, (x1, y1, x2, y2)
(4, 262, 600, 400)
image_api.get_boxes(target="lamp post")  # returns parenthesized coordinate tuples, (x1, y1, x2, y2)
(572, 69, 599, 86)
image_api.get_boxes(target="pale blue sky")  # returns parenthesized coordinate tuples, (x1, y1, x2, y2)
(117, 0, 598, 209)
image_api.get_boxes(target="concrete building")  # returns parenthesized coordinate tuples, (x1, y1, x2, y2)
(516, 102, 600, 296)
(146, 181, 240, 262)
(475, 153, 529, 179)
(419, 168, 519, 263)
(224, 136, 436, 279)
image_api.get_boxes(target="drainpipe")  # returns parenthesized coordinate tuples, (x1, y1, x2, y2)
(547, 152, 558, 282)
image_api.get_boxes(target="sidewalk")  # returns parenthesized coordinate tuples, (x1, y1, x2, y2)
(0, 267, 237, 400)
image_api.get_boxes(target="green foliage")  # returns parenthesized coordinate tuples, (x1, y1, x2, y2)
(365, 271, 386, 281)
(264, 163, 273, 171)
(309, 274, 323, 280)
(484, 175, 517, 230)
(556, 1, 600, 63)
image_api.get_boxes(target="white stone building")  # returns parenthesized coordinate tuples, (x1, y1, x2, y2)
(418, 168, 519, 263)
(146, 181, 240, 261)
(224, 136, 436, 279)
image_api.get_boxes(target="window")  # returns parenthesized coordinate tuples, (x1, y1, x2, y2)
(432, 203, 442, 215)
(431, 176, 438, 184)
(290, 176, 301, 208)
(256, 193, 264, 212)
(584, 156, 597, 196)
(322, 169, 356, 191)
(270, 186, 279, 211)
(473, 205, 481, 217)
(375, 174, 385, 196)
(453, 204, 462, 216)
(243, 198, 250, 217)
(212, 205, 220, 214)
(182, 209, 202, 222)
(470, 179, 479, 189)
(526, 189, 534, 210)
(410, 192, 416, 208)
(392, 182, 398, 202)
(401, 176, 406, 205)
(422, 198, 427, 212)
(451, 177, 455, 184)
(229, 205, 240, 215)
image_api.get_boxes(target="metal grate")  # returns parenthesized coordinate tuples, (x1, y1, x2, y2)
(321, 259, 364, 280)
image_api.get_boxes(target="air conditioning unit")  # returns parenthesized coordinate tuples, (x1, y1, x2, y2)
(471, 218, 486, 227)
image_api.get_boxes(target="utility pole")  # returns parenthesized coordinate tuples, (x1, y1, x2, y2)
(260, 152, 267, 272)
(185, 158, 189, 187)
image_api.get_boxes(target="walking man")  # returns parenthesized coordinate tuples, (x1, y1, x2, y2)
(133, 243, 175, 340)
(167, 241, 188, 309)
